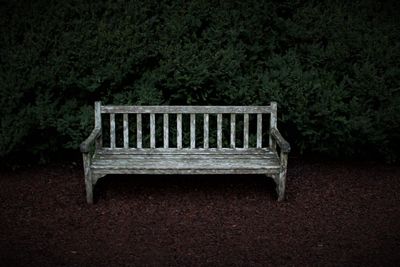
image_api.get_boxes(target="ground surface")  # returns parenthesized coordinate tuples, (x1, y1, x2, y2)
(0, 159, 399, 266)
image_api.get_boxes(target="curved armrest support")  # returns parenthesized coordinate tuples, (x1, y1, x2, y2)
(271, 128, 290, 153)
(80, 127, 102, 153)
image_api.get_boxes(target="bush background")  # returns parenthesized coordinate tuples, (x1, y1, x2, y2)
(1, 0, 400, 164)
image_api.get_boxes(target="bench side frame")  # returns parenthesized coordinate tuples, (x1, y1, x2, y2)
(80, 101, 102, 204)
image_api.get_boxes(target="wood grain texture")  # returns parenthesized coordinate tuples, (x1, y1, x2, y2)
(110, 113, 116, 149)
(203, 114, 209, 149)
(257, 113, 262, 148)
(101, 106, 272, 114)
(92, 158, 279, 169)
(243, 113, 249, 148)
(136, 114, 142, 148)
(230, 114, 235, 148)
(271, 128, 290, 153)
(95, 153, 277, 160)
(91, 151, 281, 173)
(270, 102, 277, 151)
(95, 101, 102, 128)
(177, 113, 182, 149)
(80, 128, 101, 153)
(95, 101, 102, 149)
(163, 114, 169, 148)
(150, 113, 155, 148)
(82, 153, 93, 204)
(190, 113, 196, 149)
(93, 168, 278, 175)
(277, 151, 288, 201)
(123, 114, 129, 149)
(217, 113, 222, 149)
(98, 147, 274, 155)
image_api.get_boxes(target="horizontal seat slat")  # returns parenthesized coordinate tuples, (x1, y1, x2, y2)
(101, 106, 272, 114)
(92, 148, 280, 174)
(97, 148, 275, 155)
(94, 154, 276, 160)
(91, 158, 279, 170)
(91, 170, 279, 176)
(92, 159, 277, 167)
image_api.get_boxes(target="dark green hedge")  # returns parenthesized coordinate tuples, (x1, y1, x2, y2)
(1, 0, 400, 163)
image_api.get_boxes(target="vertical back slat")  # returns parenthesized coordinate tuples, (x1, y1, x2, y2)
(136, 114, 142, 148)
(110, 113, 116, 148)
(177, 113, 182, 149)
(270, 102, 277, 151)
(243, 113, 249, 148)
(217, 114, 222, 149)
(163, 114, 169, 148)
(257, 113, 262, 148)
(150, 113, 155, 148)
(204, 114, 209, 149)
(190, 114, 196, 148)
(95, 101, 102, 128)
(230, 114, 235, 148)
(95, 101, 102, 148)
(123, 114, 129, 148)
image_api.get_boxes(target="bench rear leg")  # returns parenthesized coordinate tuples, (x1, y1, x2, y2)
(271, 174, 284, 201)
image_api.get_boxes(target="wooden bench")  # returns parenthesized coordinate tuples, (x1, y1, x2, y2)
(80, 102, 290, 204)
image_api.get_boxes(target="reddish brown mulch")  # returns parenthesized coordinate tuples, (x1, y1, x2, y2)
(0, 159, 399, 266)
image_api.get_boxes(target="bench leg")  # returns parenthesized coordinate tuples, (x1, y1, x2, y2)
(276, 171, 286, 201)
(82, 153, 94, 204)
(85, 171, 93, 204)
(276, 151, 288, 201)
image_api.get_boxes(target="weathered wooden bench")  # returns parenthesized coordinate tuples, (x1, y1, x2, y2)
(80, 102, 290, 204)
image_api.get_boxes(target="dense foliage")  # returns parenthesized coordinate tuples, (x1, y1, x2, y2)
(1, 0, 399, 163)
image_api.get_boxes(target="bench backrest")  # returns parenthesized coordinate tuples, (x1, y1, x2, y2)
(94, 102, 278, 150)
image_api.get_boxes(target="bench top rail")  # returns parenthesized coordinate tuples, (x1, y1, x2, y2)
(101, 105, 273, 114)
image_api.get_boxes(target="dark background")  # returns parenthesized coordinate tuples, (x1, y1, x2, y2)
(1, 1, 400, 266)
(1, 0, 400, 165)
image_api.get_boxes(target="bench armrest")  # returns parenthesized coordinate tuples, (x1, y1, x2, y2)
(80, 127, 102, 153)
(271, 128, 290, 153)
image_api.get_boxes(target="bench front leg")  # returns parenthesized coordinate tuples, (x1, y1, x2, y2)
(82, 152, 93, 204)
(80, 127, 101, 204)
(276, 151, 288, 201)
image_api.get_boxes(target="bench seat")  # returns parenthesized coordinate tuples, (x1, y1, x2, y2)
(91, 148, 280, 175)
